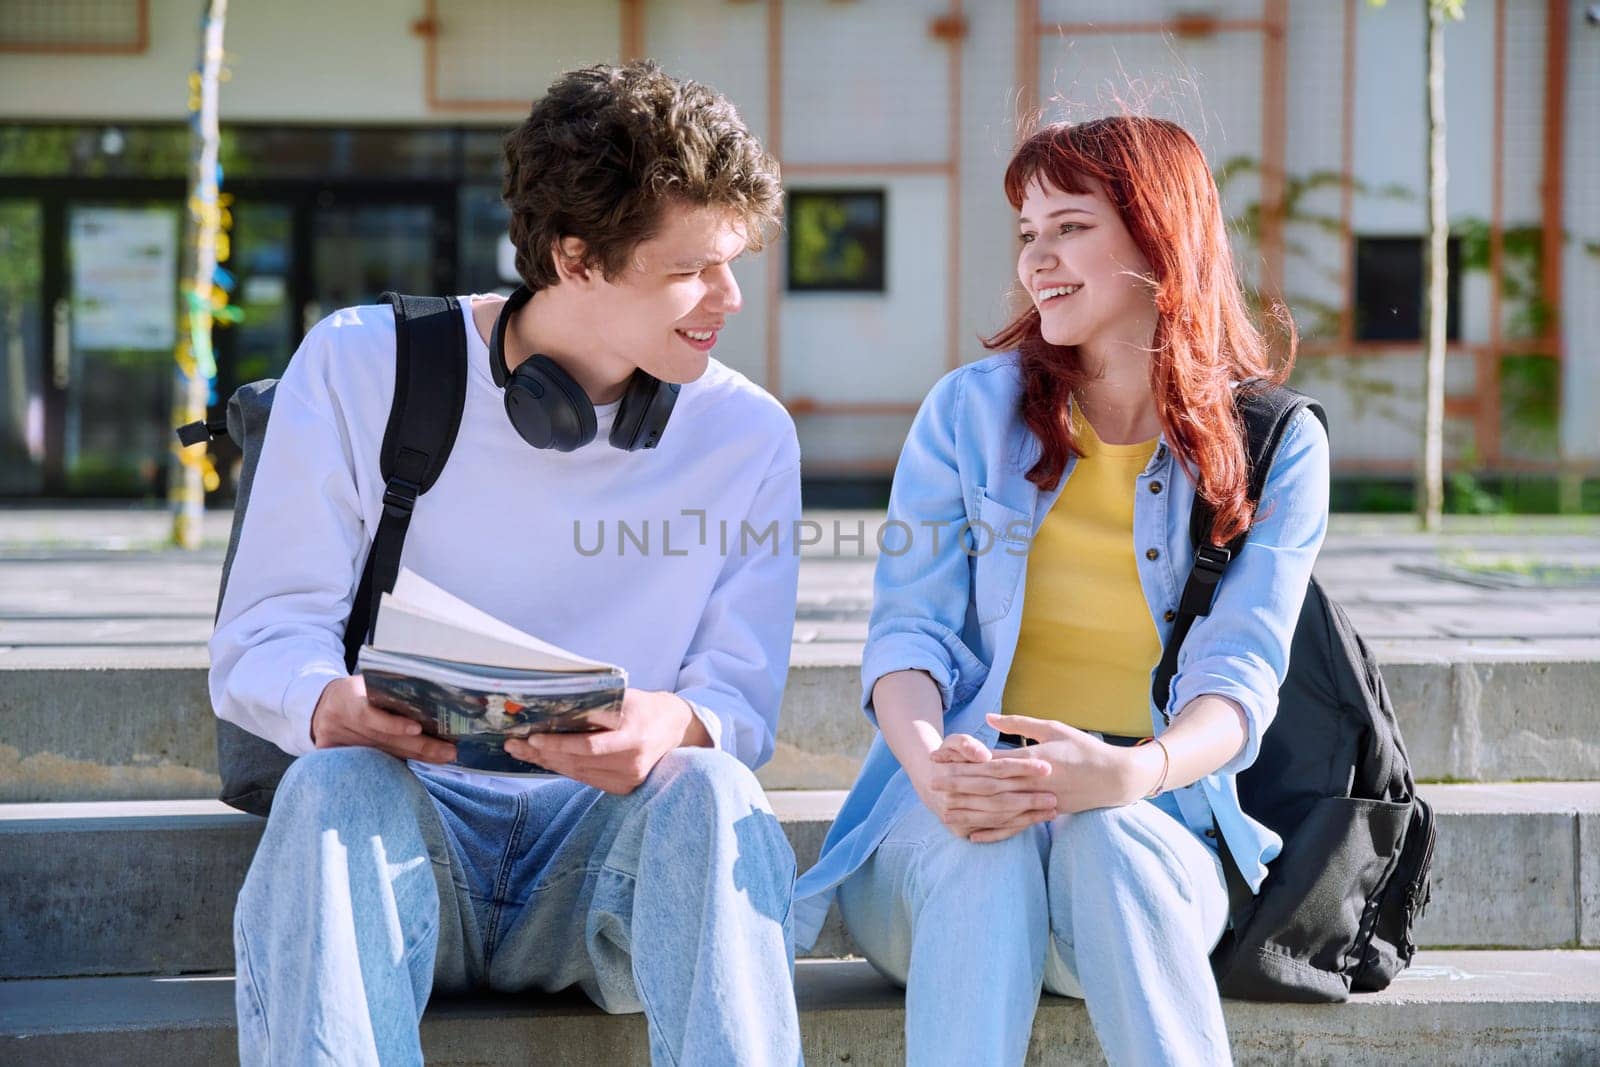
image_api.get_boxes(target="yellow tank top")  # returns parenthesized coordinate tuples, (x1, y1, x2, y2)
(1001, 413, 1161, 737)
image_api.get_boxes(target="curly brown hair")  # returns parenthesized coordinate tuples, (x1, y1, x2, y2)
(502, 60, 783, 292)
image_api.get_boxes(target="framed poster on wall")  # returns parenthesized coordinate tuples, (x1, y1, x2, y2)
(786, 189, 886, 293)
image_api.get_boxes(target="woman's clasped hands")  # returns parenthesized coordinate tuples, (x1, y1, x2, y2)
(908, 712, 1160, 843)
(907, 731, 1056, 844)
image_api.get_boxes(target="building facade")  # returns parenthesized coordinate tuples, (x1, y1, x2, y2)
(0, 0, 1594, 498)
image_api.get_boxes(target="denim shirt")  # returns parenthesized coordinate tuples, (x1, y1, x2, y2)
(792, 352, 1330, 949)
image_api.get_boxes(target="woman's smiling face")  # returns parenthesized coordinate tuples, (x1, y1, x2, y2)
(1015, 177, 1157, 352)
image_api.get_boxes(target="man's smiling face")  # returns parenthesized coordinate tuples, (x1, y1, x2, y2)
(577, 201, 749, 385)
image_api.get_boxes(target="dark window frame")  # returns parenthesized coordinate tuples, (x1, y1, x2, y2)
(785, 188, 888, 294)
(1353, 234, 1462, 343)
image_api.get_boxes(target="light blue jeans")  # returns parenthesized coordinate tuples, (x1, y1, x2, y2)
(233, 745, 802, 1066)
(837, 794, 1232, 1067)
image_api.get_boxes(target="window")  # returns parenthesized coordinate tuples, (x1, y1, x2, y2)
(458, 184, 515, 293)
(0, 0, 146, 53)
(787, 189, 887, 293)
(0, 125, 491, 182)
(1353, 235, 1461, 342)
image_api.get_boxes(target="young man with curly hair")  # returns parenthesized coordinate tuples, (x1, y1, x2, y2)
(212, 62, 803, 1065)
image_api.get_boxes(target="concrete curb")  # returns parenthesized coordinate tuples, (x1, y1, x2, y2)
(3, 953, 1598, 1066)
(5, 654, 1600, 803)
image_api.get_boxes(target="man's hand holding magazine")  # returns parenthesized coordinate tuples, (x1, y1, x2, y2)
(508, 688, 712, 795)
(311, 674, 459, 764)
(322, 567, 713, 792)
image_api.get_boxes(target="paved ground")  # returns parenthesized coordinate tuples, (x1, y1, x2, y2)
(4, 510, 1596, 1067)
(1, 506, 1595, 667)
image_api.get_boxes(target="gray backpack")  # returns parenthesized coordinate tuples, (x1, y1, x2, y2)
(177, 294, 468, 817)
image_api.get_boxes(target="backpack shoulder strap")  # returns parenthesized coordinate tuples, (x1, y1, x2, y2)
(1187, 383, 1327, 551)
(342, 293, 469, 670)
(1151, 382, 1325, 718)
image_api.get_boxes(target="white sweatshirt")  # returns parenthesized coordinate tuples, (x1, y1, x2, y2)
(209, 297, 802, 791)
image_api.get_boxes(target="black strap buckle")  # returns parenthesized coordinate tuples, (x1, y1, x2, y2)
(382, 477, 420, 519)
(175, 419, 229, 447)
(1194, 543, 1232, 576)
(1177, 543, 1234, 617)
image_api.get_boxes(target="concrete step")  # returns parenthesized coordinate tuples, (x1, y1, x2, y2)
(5, 647, 1600, 802)
(3, 784, 1598, 981)
(3, 952, 1598, 1065)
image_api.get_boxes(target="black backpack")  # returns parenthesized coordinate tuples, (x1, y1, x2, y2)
(177, 293, 469, 817)
(1152, 384, 1436, 1003)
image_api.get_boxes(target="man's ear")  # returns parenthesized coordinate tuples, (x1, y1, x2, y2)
(552, 237, 594, 287)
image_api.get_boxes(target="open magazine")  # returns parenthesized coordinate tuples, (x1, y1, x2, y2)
(355, 569, 626, 776)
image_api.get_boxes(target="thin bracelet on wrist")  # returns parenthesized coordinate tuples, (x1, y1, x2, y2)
(1135, 736, 1170, 799)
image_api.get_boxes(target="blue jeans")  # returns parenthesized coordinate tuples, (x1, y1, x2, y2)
(233, 746, 802, 1066)
(837, 796, 1231, 1067)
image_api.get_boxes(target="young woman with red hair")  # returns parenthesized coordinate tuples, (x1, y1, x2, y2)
(794, 117, 1331, 1065)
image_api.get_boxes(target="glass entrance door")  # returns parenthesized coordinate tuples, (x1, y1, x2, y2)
(0, 200, 45, 494)
(305, 196, 445, 329)
(0, 181, 457, 499)
(206, 189, 451, 501)
(221, 191, 450, 383)
(223, 200, 295, 387)
(60, 201, 181, 496)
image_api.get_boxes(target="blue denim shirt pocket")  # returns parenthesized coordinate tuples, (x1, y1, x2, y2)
(968, 489, 1032, 626)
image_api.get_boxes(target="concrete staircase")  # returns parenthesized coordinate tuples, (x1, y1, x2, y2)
(5, 780, 1600, 1062)
(4, 784, 1600, 981)
(5, 519, 1600, 1063)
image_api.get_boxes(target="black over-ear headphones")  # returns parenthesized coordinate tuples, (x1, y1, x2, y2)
(488, 285, 680, 453)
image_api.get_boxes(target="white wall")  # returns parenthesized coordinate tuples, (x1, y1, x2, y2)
(1292, 350, 1479, 470)
(434, 1, 620, 106)
(1502, 2, 1549, 230)
(770, 0, 961, 469)
(643, 0, 774, 390)
(643, 0, 771, 143)
(0, 0, 576, 123)
(956, 0, 1029, 372)
(1351, 0, 1497, 235)
(2, 0, 1591, 475)
(1038, 0, 1266, 20)
(1560, 0, 1599, 463)
(1035, 26, 1268, 263)
(1282, 0, 1349, 341)
(779, 174, 949, 406)
(780, 0, 953, 165)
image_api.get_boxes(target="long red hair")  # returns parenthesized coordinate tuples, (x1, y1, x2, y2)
(983, 117, 1294, 545)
